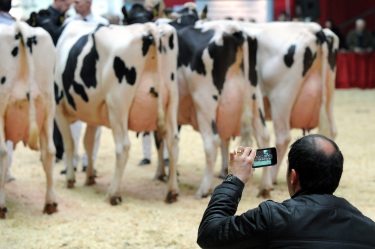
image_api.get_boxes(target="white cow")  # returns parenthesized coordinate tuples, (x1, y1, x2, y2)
(0, 22, 57, 218)
(229, 21, 339, 187)
(54, 20, 180, 204)
(171, 20, 271, 198)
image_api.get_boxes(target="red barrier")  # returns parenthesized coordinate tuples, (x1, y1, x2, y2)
(336, 52, 375, 89)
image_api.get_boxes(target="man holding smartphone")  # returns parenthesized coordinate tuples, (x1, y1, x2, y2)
(197, 134, 375, 248)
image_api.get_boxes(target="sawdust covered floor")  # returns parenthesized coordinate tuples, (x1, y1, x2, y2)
(1, 89, 375, 249)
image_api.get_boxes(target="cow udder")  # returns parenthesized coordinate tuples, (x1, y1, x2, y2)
(290, 70, 322, 130)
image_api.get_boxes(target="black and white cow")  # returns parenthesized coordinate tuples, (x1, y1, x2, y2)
(222, 21, 339, 186)
(54, 20, 180, 204)
(0, 22, 57, 218)
(164, 19, 271, 198)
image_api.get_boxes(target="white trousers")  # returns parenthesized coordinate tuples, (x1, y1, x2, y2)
(70, 121, 101, 167)
(142, 132, 168, 160)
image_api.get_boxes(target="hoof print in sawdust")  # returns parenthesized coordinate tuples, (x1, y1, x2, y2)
(43, 202, 58, 215)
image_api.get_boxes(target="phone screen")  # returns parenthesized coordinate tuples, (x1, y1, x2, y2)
(252, 147, 277, 168)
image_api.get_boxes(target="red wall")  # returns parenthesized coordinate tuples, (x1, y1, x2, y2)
(166, 0, 375, 35)
(164, 0, 191, 7)
(318, 0, 375, 35)
(274, 0, 375, 34)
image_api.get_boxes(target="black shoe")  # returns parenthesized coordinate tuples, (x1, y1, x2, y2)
(138, 158, 151, 166)
(82, 165, 97, 174)
(163, 158, 169, 167)
(60, 167, 77, 175)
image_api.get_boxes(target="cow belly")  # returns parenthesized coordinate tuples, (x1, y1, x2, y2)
(290, 71, 322, 129)
(5, 97, 45, 146)
(128, 73, 162, 132)
(216, 83, 244, 140)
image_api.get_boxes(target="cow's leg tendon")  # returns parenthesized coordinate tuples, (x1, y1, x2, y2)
(164, 113, 179, 203)
(83, 125, 98, 186)
(0, 127, 9, 218)
(39, 127, 58, 214)
(154, 130, 167, 182)
(219, 139, 230, 179)
(55, 108, 76, 188)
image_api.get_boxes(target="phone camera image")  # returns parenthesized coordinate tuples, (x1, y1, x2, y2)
(252, 147, 277, 168)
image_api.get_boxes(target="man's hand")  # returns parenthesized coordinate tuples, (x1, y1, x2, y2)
(228, 146, 256, 184)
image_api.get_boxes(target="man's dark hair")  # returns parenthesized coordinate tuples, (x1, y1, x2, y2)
(0, 0, 11, 12)
(287, 134, 344, 194)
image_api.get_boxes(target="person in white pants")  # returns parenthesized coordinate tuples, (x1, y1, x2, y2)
(60, 121, 101, 174)
(5, 141, 14, 182)
(138, 132, 169, 166)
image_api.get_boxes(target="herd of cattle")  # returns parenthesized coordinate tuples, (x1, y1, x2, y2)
(0, 3, 338, 218)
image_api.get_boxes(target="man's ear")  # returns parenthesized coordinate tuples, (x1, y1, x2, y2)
(290, 169, 302, 194)
(290, 169, 298, 185)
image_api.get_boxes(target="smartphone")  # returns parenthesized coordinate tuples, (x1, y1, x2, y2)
(252, 147, 277, 168)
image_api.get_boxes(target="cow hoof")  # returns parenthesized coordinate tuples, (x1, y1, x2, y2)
(0, 207, 8, 219)
(110, 196, 122, 206)
(43, 202, 58, 215)
(67, 180, 75, 189)
(257, 189, 271, 199)
(85, 176, 96, 186)
(155, 174, 167, 182)
(165, 191, 178, 203)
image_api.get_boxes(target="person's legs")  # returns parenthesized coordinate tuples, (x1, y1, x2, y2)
(60, 121, 82, 174)
(6, 141, 14, 182)
(82, 126, 101, 172)
(138, 132, 152, 166)
(53, 120, 64, 162)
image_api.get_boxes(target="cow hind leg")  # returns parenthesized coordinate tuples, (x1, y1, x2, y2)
(83, 125, 99, 186)
(153, 130, 167, 182)
(106, 114, 131, 205)
(164, 116, 179, 203)
(55, 109, 76, 188)
(219, 139, 230, 179)
(0, 129, 9, 218)
(39, 125, 58, 215)
(271, 130, 291, 185)
(196, 128, 220, 199)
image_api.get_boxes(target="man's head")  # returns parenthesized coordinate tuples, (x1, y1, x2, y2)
(0, 0, 12, 12)
(355, 19, 366, 33)
(325, 19, 333, 29)
(52, 0, 72, 14)
(73, 0, 91, 17)
(286, 134, 343, 196)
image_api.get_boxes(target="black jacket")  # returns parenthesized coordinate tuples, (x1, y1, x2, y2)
(197, 177, 375, 249)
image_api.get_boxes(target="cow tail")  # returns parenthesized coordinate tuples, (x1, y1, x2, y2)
(318, 31, 330, 137)
(240, 33, 254, 147)
(152, 25, 167, 138)
(17, 22, 40, 150)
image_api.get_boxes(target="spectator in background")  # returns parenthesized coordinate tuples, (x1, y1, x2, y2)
(46, 0, 72, 21)
(277, 11, 289, 21)
(346, 18, 374, 53)
(325, 19, 347, 51)
(64, 0, 109, 25)
(0, 0, 13, 25)
(39, 0, 73, 163)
